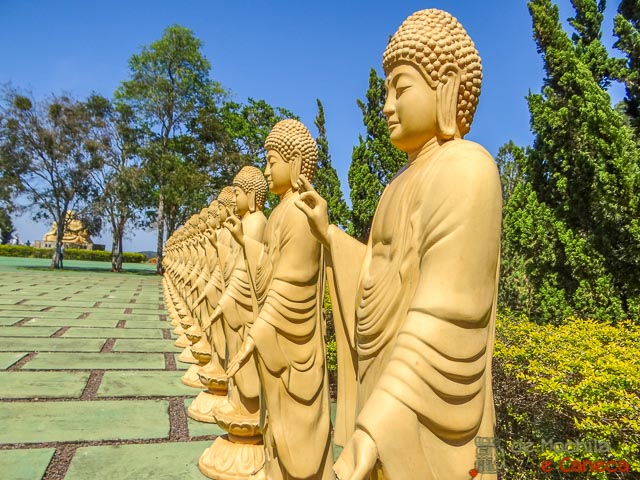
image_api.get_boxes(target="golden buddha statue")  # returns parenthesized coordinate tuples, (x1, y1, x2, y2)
(296, 9, 501, 480)
(226, 120, 334, 480)
(43, 211, 92, 245)
(188, 189, 236, 421)
(199, 165, 269, 479)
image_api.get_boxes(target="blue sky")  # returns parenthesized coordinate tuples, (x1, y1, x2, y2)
(0, 0, 625, 251)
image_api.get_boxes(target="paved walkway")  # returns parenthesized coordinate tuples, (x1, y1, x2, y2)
(0, 257, 222, 480)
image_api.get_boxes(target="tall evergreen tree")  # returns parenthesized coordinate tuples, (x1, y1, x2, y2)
(614, 0, 640, 132)
(502, 0, 640, 322)
(313, 99, 350, 230)
(348, 68, 406, 242)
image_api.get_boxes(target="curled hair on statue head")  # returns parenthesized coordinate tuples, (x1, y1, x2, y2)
(233, 165, 268, 211)
(382, 9, 482, 137)
(264, 119, 318, 186)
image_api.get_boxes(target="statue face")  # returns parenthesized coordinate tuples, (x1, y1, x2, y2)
(234, 186, 249, 215)
(265, 149, 291, 196)
(218, 203, 229, 222)
(384, 64, 437, 153)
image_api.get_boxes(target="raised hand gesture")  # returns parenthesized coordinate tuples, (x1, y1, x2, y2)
(294, 174, 331, 247)
(224, 214, 244, 246)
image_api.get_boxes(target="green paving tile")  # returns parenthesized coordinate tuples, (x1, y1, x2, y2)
(0, 337, 105, 352)
(0, 371, 90, 398)
(98, 371, 196, 397)
(24, 317, 120, 328)
(96, 302, 140, 309)
(0, 352, 26, 369)
(63, 327, 163, 339)
(0, 318, 21, 325)
(130, 308, 165, 315)
(0, 400, 170, 443)
(174, 354, 190, 370)
(185, 399, 226, 437)
(20, 300, 97, 308)
(24, 352, 167, 370)
(122, 321, 168, 330)
(0, 448, 56, 480)
(0, 326, 61, 337)
(113, 339, 176, 353)
(66, 441, 211, 480)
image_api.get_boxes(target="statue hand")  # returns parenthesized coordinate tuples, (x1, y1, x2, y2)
(295, 174, 330, 247)
(202, 306, 222, 331)
(334, 429, 378, 480)
(224, 215, 244, 246)
(226, 336, 255, 378)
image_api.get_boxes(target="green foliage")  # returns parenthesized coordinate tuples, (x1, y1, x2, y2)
(614, 0, 640, 133)
(313, 99, 350, 230)
(500, 1, 640, 323)
(494, 313, 640, 478)
(0, 88, 105, 269)
(348, 68, 406, 242)
(0, 245, 145, 263)
(115, 24, 222, 273)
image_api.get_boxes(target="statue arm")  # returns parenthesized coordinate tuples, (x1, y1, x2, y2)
(354, 144, 503, 456)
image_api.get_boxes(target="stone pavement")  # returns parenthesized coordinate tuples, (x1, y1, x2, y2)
(0, 257, 223, 480)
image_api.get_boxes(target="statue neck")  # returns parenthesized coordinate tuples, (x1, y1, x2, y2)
(279, 189, 296, 201)
(407, 136, 445, 163)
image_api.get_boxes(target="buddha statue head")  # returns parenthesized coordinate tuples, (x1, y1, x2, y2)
(382, 9, 481, 150)
(217, 186, 236, 223)
(207, 200, 220, 229)
(233, 165, 269, 216)
(264, 119, 318, 195)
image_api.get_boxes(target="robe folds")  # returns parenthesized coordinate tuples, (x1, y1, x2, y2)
(244, 193, 333, 480)
(328, 138, 502, 480)
(217, 211, 266, 405)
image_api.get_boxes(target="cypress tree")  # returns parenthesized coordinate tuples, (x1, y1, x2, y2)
(313, 99, 350, 230)
(348, 68, 406, 242)
(502, 0, 640, 322)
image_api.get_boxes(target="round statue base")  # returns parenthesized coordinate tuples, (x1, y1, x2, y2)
(175, 334, 191, 349)
(182, 364, 206, 388)
(198, 434, 264, 480)
(178, 347, 198, 364)
(187, 390, 227, 423)
(213, 399, 261, 437)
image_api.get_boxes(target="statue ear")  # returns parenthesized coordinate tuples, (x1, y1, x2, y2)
(248, 191, 256, 212)
(436, 65, 461, 140)
(289, 149, 302, 190)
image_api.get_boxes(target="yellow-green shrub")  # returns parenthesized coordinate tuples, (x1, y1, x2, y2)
(494, 313, 640, 478)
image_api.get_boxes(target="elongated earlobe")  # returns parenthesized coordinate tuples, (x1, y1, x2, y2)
(248, 191, 256, 213)
(289, 149, 302, 190)
(436, 65, 461, 140)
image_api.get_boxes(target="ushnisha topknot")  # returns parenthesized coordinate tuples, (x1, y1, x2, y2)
(217, 186, 236, 211)
(264, 119, 318, 183)
(382, 9, 482, 136)
(233, 165, 268, 210)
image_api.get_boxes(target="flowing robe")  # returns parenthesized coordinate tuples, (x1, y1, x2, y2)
(328, 139, 501, 480)
(217, 211, 267, 411)
(244, 192, 333, 480)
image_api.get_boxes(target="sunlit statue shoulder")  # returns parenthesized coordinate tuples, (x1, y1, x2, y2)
(296, 9, 502, 480)
(226, 119, 334, 480)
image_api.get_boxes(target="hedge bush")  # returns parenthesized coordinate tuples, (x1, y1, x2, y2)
(0, 245, 146, 263)
(494, 313, 640, 479)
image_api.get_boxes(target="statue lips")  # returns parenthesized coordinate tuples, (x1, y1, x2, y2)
(469, 468, 479, 478)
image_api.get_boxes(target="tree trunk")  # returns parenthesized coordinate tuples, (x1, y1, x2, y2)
(111, 224, 124, 272)
(51, 217, 65, 269)
(156, 192, 164, 275)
